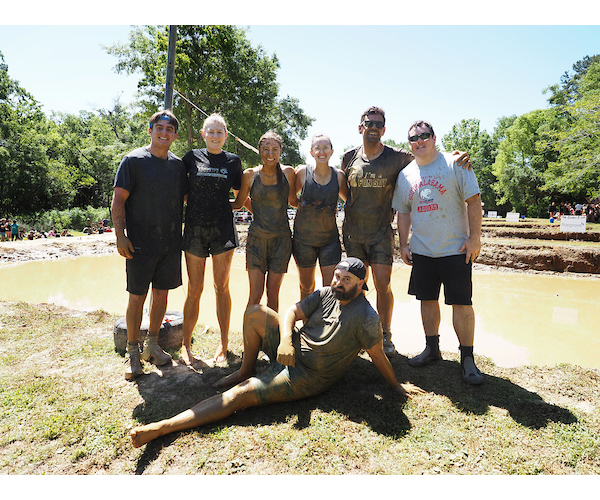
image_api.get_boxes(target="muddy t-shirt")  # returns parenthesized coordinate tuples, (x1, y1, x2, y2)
(392, 152, 480, 257)
(114, 147, 187, 254)
(294, 287, 382, 391)
(183, 148, 242, 227)
(342, 145, 413, 245)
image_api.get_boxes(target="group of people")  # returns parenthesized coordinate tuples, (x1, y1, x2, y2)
(113, 107, 484, 449)
(83, 218, 112, 235)
(0, 218, 77, 241)
(549, 201, 600, 222)
(0, 218, 20, 241)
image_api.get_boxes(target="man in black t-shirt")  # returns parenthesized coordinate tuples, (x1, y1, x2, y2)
(112, 110, 188, 380)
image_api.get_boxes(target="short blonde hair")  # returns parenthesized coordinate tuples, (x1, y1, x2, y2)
(311, 134, 333, 149)
(202, 113, 228, 133)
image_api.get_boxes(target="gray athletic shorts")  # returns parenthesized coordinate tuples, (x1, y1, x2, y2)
(126, 250, 182, 296)
(251, 322, 330, 404)
(183, 221, 239, 258)
(292, 237, 342, 268)
(246, 233, 292, 274)
(342, 230, 395, 266)
(408, 253, 473, 305)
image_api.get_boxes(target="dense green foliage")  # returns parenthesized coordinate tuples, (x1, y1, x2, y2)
(442, 56, 600, 216)
(1, 50, 147, 217)
(105, 25, 313, 166)
(16, 206, 111, 233)
(1, 26, 312, 222)
(1, 32, 599, 220)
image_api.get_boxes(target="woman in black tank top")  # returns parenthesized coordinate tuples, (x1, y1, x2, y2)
(293, 134, 348, 299)
(232, 131, 298, 313)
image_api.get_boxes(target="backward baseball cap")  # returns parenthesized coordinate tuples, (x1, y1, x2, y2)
(335, 257, 368, 290)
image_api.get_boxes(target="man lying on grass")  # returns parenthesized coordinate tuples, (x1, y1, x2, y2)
(130, 258, 423, 448)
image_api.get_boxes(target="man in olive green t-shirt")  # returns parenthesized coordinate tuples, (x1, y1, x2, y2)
(129, 257, 424, 448)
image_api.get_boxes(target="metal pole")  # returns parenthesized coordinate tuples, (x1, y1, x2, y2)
(164, 25, 178, 110)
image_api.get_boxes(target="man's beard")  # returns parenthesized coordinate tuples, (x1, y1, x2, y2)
(332, 283, 358, 301)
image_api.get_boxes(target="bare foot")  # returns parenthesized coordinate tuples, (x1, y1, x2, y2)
(180, 344, 194, 366)
(130, 426, 161, 448)
(213, 345, 228, 365)
(212, 369, 253, 389)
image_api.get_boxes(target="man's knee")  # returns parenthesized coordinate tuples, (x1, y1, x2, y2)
(213, 281, 229, 297)
(151, 288, 169, 302)
(243, 303, 273, 330)
(244, 303, 268, 320)
(224, 379, 260, 409)
(372, 264, 392, 290)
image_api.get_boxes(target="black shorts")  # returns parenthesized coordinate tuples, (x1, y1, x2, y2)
(126, 251, 183, 296)
(292, 237, 342, 268)
(408, 253, 472, 305)
(183, 219, 239, 258)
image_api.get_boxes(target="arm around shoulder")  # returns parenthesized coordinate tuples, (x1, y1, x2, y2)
(231, 168, 254, 211)
(283, 166, 298, 207)
(337, 169, 349, 201)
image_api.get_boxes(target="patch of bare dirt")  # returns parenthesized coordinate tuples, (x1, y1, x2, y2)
(0, 233, 116, 266)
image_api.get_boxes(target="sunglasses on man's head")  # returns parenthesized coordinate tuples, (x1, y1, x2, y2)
(408, 132, 432, 143)
(362, 120, 384, 129)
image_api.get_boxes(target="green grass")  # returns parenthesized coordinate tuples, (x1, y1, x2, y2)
(1, 300, 599, 474)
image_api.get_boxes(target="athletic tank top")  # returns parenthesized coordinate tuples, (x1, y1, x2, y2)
(293, 165, 340, 247)
(248, 167, 291, 239)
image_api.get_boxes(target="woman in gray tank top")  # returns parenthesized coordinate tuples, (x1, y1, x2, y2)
(293, 134, 348, 299)
(232, 131, 298, 312)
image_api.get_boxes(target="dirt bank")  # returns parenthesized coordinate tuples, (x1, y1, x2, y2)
(0, 233, 117, 265)
(1, 224, 599, 276)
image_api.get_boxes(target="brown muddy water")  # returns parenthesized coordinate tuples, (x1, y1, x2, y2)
(1, 253, 599, 369)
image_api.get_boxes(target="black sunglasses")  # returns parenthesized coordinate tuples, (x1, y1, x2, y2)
(408, 132, 432, 143)
(362, 120, 384, 129)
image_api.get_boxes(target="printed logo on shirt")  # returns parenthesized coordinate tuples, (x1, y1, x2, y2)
(348, 166, 387, 189)
(224, 240, 235, 248)
(408, 176, 446, 201)
(418, 204, 438, 213)
(195, 163, 228, 179)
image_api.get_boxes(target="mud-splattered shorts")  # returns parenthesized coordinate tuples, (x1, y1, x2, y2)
(183, 220, 239, 258)
(342, 230, 394, 266)
(126, 250, 182, 296)
(250, 322, 328, 405)
(292, 237, 342, 268)
(246, 233, 292, 274)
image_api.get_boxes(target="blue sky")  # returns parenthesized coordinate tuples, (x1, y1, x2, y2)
(2, 15, 600, 165)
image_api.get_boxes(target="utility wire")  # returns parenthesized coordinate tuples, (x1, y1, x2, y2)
(173, 89, 259, 154)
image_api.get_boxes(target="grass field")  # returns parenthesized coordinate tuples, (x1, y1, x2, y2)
(1, 300, 599, 475)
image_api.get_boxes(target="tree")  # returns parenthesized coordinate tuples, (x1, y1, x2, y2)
(51, 102, 148, 208)
(442, 118, 498, 211)
(0, 51, 55, 214)
(543, 61, 600, 200)
(491, 109, 557, 216)
(544, 54, 600, 107)
(105, 25, 313, 166)
(383, 138, 411, 151)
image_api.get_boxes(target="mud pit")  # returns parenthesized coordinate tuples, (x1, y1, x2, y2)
(1, 222, 599, 276)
